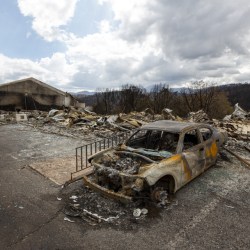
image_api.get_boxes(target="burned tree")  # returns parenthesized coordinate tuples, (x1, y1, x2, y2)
(182, 81, 217, 113)
(94, 88, 117, 114)
(181, 81, 233, 119)
(119, 84, 147, 113)
(150, 84, 174, 114)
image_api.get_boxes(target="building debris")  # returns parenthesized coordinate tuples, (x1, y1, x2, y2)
(225, 205, 234, 209)
(0, 108, 157, 140)
(187, 110, 210, 123)
(141, 208, 148, 215)
(64, 217, 75, 223)
(215, 120, 249, 141)
(133, 208, 148, 218)
(16, 113, 28, 122)
(69, 195, 78, 200)
(223, 103, 249, 121)
(230, 103, 249, 120)
(215, 104, 250, 141)
(48, 109, 59, 117)
(0, 114, 6, 120)
(133, 208, 142, 217)
(223, 147, 250, 169)
(162, 108, 175, 120)
(244, 146, 250, 153)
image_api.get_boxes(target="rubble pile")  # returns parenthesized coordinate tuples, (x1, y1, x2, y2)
(0, 108, 156, 140)
(215, 120, 250, 140)
(216, 104, 250, 141)
(0, 111, 17, 125)
(224, 103, 250, 121)
(162, 108, 176, 120)
(187, 110, 211, 123)
(222, 137, 250, 169)
(1, 104, 249, 142)
(183, 105, 249, 141)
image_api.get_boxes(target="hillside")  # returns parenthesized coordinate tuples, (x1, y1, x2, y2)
(73, 83, 250, 112)
(218, 83, 250, 111)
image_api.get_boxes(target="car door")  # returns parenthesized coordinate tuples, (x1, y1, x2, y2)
(179, 128, 206, 185)
(199, 126, 218, 169)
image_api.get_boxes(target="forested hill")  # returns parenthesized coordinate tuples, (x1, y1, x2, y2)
(217, 83, 250, 111)
(74, 83, 250, 112)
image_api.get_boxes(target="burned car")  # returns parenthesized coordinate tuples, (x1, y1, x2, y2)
(83, 120, 227, 202)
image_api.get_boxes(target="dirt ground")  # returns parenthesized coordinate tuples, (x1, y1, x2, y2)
(0, 123, 250, 249)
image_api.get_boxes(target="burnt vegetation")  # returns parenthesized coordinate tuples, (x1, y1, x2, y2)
(75, 82, 250, 119)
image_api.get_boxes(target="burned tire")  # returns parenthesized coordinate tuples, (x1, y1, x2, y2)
(150, 175, 175, 202)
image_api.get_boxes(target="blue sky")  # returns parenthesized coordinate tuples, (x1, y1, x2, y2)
(0, 0, 250, 92)
(0, 0, 64, 59)
(66, 0, 113, 37)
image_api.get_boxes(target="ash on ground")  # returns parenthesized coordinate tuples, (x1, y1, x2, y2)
(60, 183, 177, 230)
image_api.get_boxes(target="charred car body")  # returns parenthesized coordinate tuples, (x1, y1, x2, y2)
(83, 120, 227, 202)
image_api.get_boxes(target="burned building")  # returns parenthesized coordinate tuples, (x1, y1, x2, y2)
(0, 77, 84, 111)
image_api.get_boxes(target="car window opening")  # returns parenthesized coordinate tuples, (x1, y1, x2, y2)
(126, 130, 179, 156)
(200, 127, 212, 141)
(183, 129, 200, 150)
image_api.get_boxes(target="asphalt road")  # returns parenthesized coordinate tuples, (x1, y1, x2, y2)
(0, 124, 249, 250)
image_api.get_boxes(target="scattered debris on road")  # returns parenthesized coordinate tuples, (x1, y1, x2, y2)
(64, 217, 75, 223)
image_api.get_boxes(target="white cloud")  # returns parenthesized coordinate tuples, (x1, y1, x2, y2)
(18, 0, 78, 41)
(99, 20, 111, 33)
(4, 0, 250, 90)
(39, 53, 78, 84)
(0, 53, 77, 88)
(0, 54, 44, 83)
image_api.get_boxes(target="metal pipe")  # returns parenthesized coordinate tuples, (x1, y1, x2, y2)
(85, 145, 88, 168)
(81, 147, 83, 170)
(76, 148, 78, 172)
(224, 146, 250, 169)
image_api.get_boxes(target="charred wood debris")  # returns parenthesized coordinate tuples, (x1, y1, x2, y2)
(0, 104, 249, 226)
(0, 103, 249, 141)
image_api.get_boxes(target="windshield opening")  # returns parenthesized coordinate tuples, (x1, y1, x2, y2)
(126, 129, 179, 155)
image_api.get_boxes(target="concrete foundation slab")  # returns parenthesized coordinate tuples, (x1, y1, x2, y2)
(29, 156, 76, 185)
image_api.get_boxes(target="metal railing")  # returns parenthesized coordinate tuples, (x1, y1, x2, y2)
(72, 131, 132, 179)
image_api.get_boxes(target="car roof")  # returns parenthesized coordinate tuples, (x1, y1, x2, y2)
(140, 120, 205, 133)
